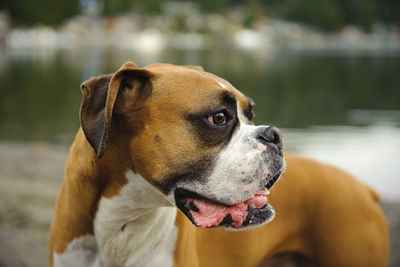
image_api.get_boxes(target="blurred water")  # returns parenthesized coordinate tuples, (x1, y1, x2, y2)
(284, 125, 400, 201)
(0, 48, 399, 200)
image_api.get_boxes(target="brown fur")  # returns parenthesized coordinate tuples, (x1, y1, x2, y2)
(50, 61, 389, 267)
(173, 154, 389, 266)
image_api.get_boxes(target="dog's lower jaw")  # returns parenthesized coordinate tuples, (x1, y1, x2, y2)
(93, 171, 178, 267)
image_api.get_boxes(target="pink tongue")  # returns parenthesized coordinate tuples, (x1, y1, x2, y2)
(187, 192, 268, 229)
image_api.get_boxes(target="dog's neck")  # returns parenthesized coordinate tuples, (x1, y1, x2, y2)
(93, 170, 178, 266)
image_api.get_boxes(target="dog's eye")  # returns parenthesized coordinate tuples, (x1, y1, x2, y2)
(208, 112, 227, 125)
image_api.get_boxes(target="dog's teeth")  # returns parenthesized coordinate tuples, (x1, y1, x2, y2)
(262, 188, 270, 195)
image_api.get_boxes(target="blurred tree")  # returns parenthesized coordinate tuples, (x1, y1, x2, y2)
(376, 0, 400, 25)
(261, 0, 399, 31)
(196, 0, 229, 13)
(191, 0, 400, 31)
(242, 1, 265, 27)
(103, 0, 165, 15)
(0, 0, 399, 30)
(103, 0, 133, 15)
(275, 0, 344, 31)
(0, 0, 79, 26)
(336, 0, 375, 30)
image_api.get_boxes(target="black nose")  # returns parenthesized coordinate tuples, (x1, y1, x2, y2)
(256, 126, 283, 154)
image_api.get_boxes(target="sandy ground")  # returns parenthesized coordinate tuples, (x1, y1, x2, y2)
(0, 142, 398, 267)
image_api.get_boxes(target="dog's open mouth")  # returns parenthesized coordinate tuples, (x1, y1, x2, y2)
(175, 171, 282, 229)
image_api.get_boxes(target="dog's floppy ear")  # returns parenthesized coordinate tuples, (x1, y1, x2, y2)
(80, 61, 153, 158)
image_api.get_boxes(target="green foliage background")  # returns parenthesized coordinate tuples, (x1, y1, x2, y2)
(0, 0, 79, 26)
(0, 0, 399, 31)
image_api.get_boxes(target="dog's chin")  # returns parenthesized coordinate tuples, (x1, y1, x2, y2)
(174, 171, 282, 230)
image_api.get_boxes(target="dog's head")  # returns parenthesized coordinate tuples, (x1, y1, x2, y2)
(80, 61, 285, 230)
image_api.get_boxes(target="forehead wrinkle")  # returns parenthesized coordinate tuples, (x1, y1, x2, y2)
(223, 86, 247, 109)
(215, 79, 228, 90)
(221, 90, 237, 107)
(199, 71, 251, 118)
(151, 68, 246, 114)
(201, 71, 249, 108)
(199, 71, 231, 91)
(194, 89, 234, 113)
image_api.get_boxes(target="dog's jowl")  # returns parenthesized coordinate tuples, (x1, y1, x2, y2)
(50, 61, 389, 267)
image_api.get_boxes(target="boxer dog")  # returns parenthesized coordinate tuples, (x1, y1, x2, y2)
(50, 61, 389, 267)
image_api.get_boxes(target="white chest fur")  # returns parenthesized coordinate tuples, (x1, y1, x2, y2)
(53, 234, 100, 267)
(95, 171, 178, 267)
(54, 171, 178, 267)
